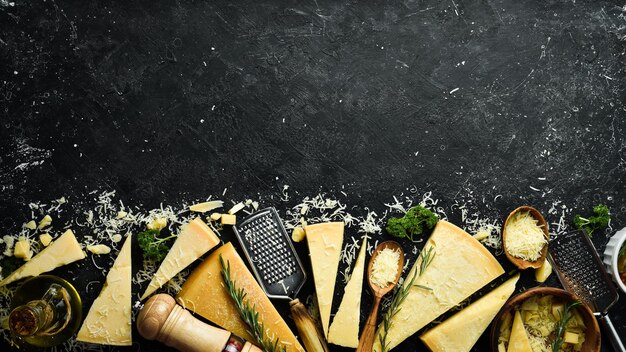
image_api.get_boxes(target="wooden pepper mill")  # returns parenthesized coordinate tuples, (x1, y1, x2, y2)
(137, 294, 262, 352)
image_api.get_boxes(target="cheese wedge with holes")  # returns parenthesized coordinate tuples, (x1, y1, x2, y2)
(305, 222, 344, 338)
(77, 235, 132, 345)
(373, 220, 504, 351)
(0, 229, 85, 287)
(328, 237, 367, 347)
(140, 217, 219, 300)
(176, 242, 304, 352)
(420, 274, 520, 352)
(507, 310, 532, 352)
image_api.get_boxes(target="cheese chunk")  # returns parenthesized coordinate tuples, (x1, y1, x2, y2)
(140, 217, 219, 300)
(508, 311, 532, 352)
(305, 222, 344, 338)
(13, 239, 32, 261)
(176, 242, 304, 352)
(77, 235, 132, 346)
(373, 220, 504, 351)
(87, 244, 111, 255)
(420, 274, 520, 352)
(0, 229, 86, 287)
(39, 233, 53, 247)
(328, 237, 367, 347)
(535, 260, 552, 283)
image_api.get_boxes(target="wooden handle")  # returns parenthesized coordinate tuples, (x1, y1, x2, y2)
(356, 295, 382, 352)
(289, 299, 329, 352)
(137, 294, 262, 352)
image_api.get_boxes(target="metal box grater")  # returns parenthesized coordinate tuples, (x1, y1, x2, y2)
(233, 207, 306, 300)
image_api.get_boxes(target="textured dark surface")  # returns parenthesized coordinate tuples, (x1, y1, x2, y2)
(1, 0, 626, 351)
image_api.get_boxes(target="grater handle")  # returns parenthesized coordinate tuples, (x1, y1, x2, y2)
(289, 299, 329, 352)
(599, 314, 626, 352)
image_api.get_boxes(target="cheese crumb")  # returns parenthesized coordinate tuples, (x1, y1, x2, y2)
(39, 233, 53, 247)
(23, 220, 37, 230)
(291, 227, 305, 242)
(371, 248, 400, 288)
(209, 213, 222, 221)
(221, 214, 236, 225)
(147, 218, 167, 231)
(37, 215, 52, 229)
(87, 244, 112, 255)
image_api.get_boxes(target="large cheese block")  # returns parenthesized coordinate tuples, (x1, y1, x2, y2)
(141, 217, 219, 300)
(420, 274, 520, 352)
(507, 310, 532, 352)
(304, 222, 343, 338)
(0, 229, 86, 286)
(77, 234, 132, 345)
(328, 237, 367, 347)
(176, 242, 304, 352)
(373, 220, 504, 351)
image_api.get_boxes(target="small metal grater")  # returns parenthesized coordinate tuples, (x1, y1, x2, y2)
(233, 207, 306, 300)
(549, 230, 625, 351)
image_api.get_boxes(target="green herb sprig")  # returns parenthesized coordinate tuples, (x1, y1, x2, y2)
(220, 255, 286, 352)
(376, 246, 436, 352)
(573, 204, 610, 237)
(137, 229, 176, 262)
(552, 300, 582, 352)
(386, 206, 438, 241)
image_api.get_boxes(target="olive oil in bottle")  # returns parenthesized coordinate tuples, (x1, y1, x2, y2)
(8, 275, 82, 349)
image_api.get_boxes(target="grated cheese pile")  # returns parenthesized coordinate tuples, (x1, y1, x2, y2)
(370, 247, 400, 288)
(504, 211, 548, 262)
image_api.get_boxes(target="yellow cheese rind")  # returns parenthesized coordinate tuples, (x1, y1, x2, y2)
(176, 242, 304, 352)
(0, 229, 86, 287)
(507, 311, 532, 352)
(140, 217, 219, 300)
(420, 274, 520, 352)
(328, 237, 367, 347)
(373, 220, 504, 351)
(77, 235, 132, 346)
(305, 222, 344, 338)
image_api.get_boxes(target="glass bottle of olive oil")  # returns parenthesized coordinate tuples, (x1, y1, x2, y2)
(8, 275, 82, 349)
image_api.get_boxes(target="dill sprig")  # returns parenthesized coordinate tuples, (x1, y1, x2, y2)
(219, 255, 287, 352)
(551, 300, 582, 352)
(376, 246, 436, 352)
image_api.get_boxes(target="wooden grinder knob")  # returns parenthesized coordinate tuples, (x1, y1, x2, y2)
(137, 294, 261, 352)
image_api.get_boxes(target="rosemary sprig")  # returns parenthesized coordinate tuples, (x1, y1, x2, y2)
(376, 246, 436, 352)
(551, 300, 581, 352)
(219, 255, 287, 352)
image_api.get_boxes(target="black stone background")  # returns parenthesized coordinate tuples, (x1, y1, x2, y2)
(1, 0, 625, 351)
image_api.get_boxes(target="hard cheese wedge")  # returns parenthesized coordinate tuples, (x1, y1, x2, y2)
(305, 222, 344, 338)
(0, 229, 85, 287)
(420, 274, 520, 352)
(373, 220, 504, 351)
(507, 310, 532, 352)
(176, 242, 304, 352)
(328, 237, 367, 347)
(140, 217, 219, 300)
(77, 234, 132, 346)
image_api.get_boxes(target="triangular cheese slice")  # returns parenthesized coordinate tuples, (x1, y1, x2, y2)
(373, 220, 504, 351)
(77, 234, 132, 345)
(420, 274, 520, 352)
(305, 222, 344, 338)
(328, 237, 368, 347)
(0, 229, 85, 287)
(507, 310, 532, 352)
(141, 217, 219, 300)
(176, 242, 304, 352)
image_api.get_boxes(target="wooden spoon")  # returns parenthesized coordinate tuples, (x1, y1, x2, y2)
(356, 241, 405, 352)
(502, 206, 549, 270)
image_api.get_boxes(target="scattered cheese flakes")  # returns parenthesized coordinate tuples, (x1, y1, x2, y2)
(189, 200, 224, 213)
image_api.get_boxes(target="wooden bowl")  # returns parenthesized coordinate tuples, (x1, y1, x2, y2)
(502, 206, 549, 269)
(490, 287, 600, 352)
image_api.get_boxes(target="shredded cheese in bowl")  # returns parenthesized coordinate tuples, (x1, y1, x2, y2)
(371, 248, 400, 288)
(505, 211, 547, 262)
